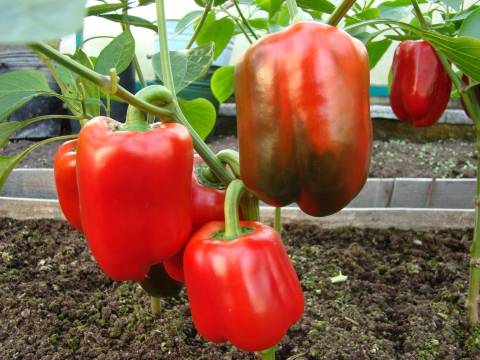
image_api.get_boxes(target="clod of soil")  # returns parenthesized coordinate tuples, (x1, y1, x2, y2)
(1, 218, 479, 359)
(3, 138, 476, 178)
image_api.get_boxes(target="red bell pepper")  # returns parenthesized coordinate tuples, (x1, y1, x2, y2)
(390, 40, 452, 127)
(76, 116, 193, 281)
(54, 140, 82, 231)
(235, 22, 372, 217)
(163, 155, 230, 282)
(184, 220, 304, 352)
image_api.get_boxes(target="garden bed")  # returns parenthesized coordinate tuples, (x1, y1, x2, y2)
(0, 218, 479, 359)
(3, 137, 476, 178)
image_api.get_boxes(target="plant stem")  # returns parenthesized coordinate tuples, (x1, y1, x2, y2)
(285, 0, 299, 22)
(155, 0, 235, 185)
(410, 0, 428, 28)
(232, 0, 258, 40)
(221, 7, 253, 44)
(274, 207, 281, 233)
(186, 0, 214, 50)
(261, 347, 276, 360)
(216, 149, 240, 178)
(327, 0, 357, 26)
(151, 296, 162, 316)
(224, 179, 246, 240)
(32, 30, 233, 185)
(409, 0, 480, 323)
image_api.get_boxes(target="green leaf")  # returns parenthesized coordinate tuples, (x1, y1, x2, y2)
(73, 49, 101, 117)
(298, 0, 335, 14)
(94, 29, 136, 75)
(347, 19, 480, 82)
(0, 135, 76, 191)
(197, 17, 235, 59)
(270, 4, 291, 26)
(0, 71, 54, 122)
(98, 14, 157, 31)
(152, 43, 214, 94)
(175, 11, 203, 34)
(445, 6, 479, 22)
(459, 8, 480, 39)
(194, 0, 228, 6)
(87, 2, 126, 16)
(211, 66, 235, 103)
(249, 18, 269, 30)
(54, 64, 83, 116)
(178, 98, 216, 140)
(0, 115, 74, 149)
(440, 0, 462, 11)
(346, 8, 381, 26)
(367, 39, 391, 69)
(254, 0, 284, 17)
(379, 5, 411, 19)
(0, 0, 86, 43)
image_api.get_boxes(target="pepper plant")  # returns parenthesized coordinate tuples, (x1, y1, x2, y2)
(0, 0, 479, 358)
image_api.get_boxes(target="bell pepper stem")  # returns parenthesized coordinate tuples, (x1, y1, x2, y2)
(224, 180, 246, 240)
(123, 85, 174, 131)
(261, 347, 276, 360)
(274, 208, 282, 233)
(327, 0, 357, 26)
(151, 296, 162, 316)
(240, 193, 260, 221)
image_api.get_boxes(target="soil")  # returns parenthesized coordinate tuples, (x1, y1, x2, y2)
(2, 137, 477, 178)
(1, 218, 479, 359)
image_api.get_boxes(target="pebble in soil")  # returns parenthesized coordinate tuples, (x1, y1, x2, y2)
(1, 218, 480, 359)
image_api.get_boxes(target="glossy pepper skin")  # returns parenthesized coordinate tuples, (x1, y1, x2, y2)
(163, 155, 229, 282)
(54, 140, 82, 231)
(235, 22, 372, 217)
(390, 40, 452, 127)
(184, 221, 304, 352)
(77, 116, 193, 281)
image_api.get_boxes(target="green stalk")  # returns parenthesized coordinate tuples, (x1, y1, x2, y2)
(30, 40, 232, 183)
(274, 207, 281, 233)
(186, 0, 214, 50)
(327, 0, 357, 26)
(285, 0, 299, 22)
(232, 0, 259, 40)
(155, 0, 235, 185)
(151, 296, 161, 316)
(224, 180, 246, 240)
(410, 0, 480, 324)
(261, 347, 276, 360)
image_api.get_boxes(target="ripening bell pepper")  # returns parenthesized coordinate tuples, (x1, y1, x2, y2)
(163, 155, 231, 283)
(235, 22, 372, 217)
(140, 263, 183, 298)
(390, 40, 452, 127)
(184, 220, 304, 352)
(76, 116, 193, 281)
(54, 140, 82, 231)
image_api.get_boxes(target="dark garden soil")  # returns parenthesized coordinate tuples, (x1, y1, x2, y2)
(1, 218, 479, 359)
(3, 137, 477, 178)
